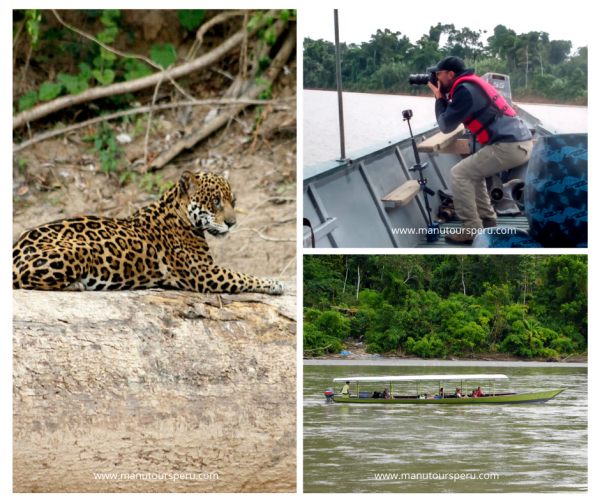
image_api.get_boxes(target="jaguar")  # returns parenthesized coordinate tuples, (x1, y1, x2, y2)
(12, 171, 285, 295)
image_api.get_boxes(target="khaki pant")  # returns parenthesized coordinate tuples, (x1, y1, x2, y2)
(450, 140, 533, 229)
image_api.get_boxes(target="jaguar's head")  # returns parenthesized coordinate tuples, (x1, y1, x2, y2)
(180, 171, 236, 238)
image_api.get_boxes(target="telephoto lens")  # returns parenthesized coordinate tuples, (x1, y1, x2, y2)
(409, 74, 430, 86)
(409, 72, 437, 86)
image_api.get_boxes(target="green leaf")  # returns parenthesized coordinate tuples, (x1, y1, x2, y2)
(259, 87, 272, 100)
(248, 13, 262, 32)
(93, 69, 115, 86)
(97, 26, 118, 44)
(150, 44, 176, 69)
(100, 47, 117, 61)
(92, 55, 114, 69)
(178, 10, 205, 31)
(258, 56, 271, 71)
(78, 63, 93, 81)
(264, 28, 277, 46)
(279, 10, 290, 22)
(100, 9, 120, 27)
(123, 59, 153, 81)
(38, 82, 63, 101)
(18, 90, 38, 111)
(25, 10, 42, 47)
(57, 73, 89, 95)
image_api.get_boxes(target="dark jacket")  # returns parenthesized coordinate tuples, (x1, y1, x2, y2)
(435, 69, 532, 145)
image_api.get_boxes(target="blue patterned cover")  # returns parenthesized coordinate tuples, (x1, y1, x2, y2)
(524, 134, 587, 247)
(472, 228, 544, 248)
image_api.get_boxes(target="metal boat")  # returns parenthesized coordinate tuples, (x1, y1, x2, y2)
(325, 375, 566, 404)
(303, 94, 587, 249)
(303, 12, 588, 249)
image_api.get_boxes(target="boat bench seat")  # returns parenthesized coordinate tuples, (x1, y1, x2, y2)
(381, 180, 421, 209)
(417, 124, 465, 153)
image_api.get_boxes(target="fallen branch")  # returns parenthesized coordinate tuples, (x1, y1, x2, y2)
(13, 284, 296, 492)
(149, 26, 296, 170)
(12, 98, 293, 153)
(51, 9, 195, 103)
(13, 10, 278, 130)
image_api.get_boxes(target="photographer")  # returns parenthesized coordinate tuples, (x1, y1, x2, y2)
(425, 56, 533, 244)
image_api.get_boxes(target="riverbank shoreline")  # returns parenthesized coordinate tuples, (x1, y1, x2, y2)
(304, 359, 587, 368)
(303, 88, 588, 107)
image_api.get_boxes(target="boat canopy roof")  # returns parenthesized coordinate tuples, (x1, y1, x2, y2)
(333, 375, 509, 383)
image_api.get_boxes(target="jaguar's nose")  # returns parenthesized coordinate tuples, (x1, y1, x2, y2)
(225, 220, 235, 228)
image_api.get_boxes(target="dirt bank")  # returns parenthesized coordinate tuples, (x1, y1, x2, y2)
(305, 343, 587, 364)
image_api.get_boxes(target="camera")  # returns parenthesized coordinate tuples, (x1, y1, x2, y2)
(409, 68, 437, 86)
(402, 110, 413, 120)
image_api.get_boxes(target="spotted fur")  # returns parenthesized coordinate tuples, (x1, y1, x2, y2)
(13, 171, 284, 295)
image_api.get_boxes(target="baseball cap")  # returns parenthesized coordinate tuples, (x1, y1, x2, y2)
(428, 56, 466, 74)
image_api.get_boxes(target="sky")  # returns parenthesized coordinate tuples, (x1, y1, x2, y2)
(302, 1, 589, 55)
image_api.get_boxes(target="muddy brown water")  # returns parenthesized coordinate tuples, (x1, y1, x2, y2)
(303, 90, 588, 167)
(303, 365, 587, 493)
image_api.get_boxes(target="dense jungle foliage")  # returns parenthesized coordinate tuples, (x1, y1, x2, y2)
(304, 23, 587, 104)
(303, 255, 587, 359)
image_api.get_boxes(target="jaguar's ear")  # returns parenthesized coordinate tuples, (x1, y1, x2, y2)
(180, 171, 198, 196)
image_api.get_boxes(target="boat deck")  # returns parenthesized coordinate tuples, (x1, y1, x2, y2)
(416, 215, 530, 248)
(303, 104, 552, 248)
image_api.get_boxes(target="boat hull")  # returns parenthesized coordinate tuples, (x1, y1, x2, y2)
(333, 388, 566, 404)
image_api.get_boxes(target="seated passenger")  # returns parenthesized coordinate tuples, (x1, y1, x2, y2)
(439, 387, 446, 398)
(341, 381, 350, 397)
(382, 388, 390, 399)
(472, 386, 483, 398)
(454, 387, 463, 398)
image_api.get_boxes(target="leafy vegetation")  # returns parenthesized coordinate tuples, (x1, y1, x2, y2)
(178, 10, 205, 31)
(303, 255, 587, 359)
(304, 23, 587, 104)
(13, 8, 206, 112)
(83, 121, 124, 174)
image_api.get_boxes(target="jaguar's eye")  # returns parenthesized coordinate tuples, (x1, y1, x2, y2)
(212, 198, 221, 208)
(231, 198, 236, 209)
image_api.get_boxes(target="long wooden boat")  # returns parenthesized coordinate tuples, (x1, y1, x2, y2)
(326, 375, 565, 404)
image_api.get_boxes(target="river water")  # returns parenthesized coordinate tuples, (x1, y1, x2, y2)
(303, 90, 588, 167)
(303, 365, 587, 493)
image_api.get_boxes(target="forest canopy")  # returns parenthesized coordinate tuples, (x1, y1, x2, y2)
(303, 255, 587, 359)
(304, 23, 587, 104)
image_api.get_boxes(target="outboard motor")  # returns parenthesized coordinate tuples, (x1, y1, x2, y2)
(324, 388, 335, 403)
(489, 177, 525, 216)
(481, 73, 513, 106)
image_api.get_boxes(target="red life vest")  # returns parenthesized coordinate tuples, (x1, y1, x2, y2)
(450, 74, 516, 145)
